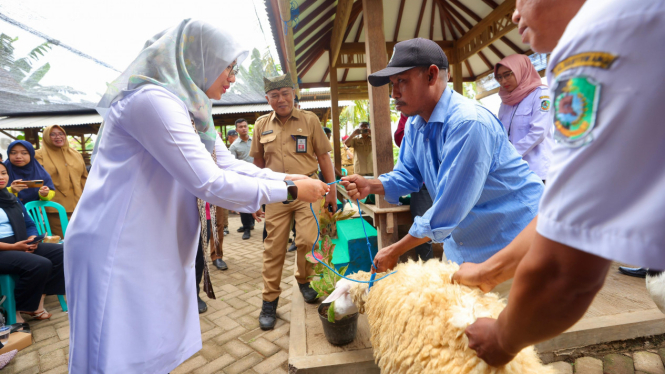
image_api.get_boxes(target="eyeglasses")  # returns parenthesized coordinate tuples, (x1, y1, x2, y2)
(228, 64, 239, 78)
(495, 71, 514, 82)
(50, 133, 66, 138)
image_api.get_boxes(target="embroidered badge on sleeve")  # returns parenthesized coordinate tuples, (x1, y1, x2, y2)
(553, 52, 617, 77)
(552, 76, 600, 147)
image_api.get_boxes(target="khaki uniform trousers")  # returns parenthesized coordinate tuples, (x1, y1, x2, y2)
(262, 198, 321, 302)
(213, 206, 229, 261)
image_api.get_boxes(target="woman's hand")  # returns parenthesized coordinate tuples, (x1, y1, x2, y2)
(294, 179, 329, 203)
(13, 239, 38, 253)
(284, 174, 309, 181)
(39, 186, 50, 197)
(11, 180, 27, 192)
(252, 208, 265, 223)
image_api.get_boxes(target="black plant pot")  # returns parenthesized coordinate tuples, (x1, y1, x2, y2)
(318, 303, 358, 346)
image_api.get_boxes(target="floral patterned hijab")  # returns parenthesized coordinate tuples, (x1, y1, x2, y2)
(95, 19, 248, 153)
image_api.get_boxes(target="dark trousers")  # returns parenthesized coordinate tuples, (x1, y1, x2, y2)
(240, 213, 254, 230)
(0, 238, 65, 311)
(411, 185, 434, 261)
(195, 220, 211, 295)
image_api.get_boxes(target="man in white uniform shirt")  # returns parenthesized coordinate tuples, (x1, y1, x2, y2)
(453, 0, 665, 366)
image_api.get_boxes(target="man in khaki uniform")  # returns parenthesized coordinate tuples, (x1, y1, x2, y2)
(251, 73, 337, 330)
(344, 121, 373, 176)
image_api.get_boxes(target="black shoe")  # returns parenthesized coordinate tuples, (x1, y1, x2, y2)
(223, 226, 229, 235)
(242, 229, 251, 240)
(287, 242, 297, 252)
(299, 282, 319, 304)
(259, 298, 279, 330)
(619, 266, 647, 278)
(237, 226, 245, 233)
(213, 258, 228, 271)
(197, 296, 208, 314)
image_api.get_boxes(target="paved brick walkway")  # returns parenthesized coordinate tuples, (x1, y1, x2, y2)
(2, 215, 294, 374)
(2, 214, 664, 373)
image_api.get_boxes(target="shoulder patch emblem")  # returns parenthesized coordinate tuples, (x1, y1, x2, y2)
(552, 75, 600, 147)
(540, 99, 551, 112)
(261, 130, 274, 136)
(553, 52, 617, 77)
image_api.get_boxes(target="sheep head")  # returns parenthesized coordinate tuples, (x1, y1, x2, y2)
(322, 270, 379, 319)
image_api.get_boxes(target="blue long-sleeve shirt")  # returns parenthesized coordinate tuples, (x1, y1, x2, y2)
(379, 88, 543, 264)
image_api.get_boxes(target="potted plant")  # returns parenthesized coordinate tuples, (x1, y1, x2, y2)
(306, 235, 359, 346)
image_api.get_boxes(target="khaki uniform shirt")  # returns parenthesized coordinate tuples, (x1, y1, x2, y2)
(348, 136, 374, 175)
(251, 108, 332, 175)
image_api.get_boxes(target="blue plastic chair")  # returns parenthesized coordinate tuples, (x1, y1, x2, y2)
(2, 201, 70, 320)
(24, 201, 69, 238)
(0, 275, 67, 324)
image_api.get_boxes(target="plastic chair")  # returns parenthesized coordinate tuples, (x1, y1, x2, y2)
(0, 275, 67, 324)
(24, 201, 69, 238)
(11, 201, 69, 316)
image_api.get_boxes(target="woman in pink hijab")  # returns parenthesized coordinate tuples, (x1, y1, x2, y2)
(496, 54, 553, 181)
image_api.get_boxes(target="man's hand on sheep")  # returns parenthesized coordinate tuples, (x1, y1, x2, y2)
(452, 262, 498, 293)
(465, 317, 518, 367)
(372, 245, 401, 273)
(340, 174, 372, 200)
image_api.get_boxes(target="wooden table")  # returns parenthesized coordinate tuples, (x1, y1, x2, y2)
(337, 187, 412, 248)
(288, 274, 380, 374)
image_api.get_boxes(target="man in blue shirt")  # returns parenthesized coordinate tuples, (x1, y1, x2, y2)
(342, 38, 543, 272)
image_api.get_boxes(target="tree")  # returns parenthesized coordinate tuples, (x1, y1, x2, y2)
(0, 33, 84, 103)
(230, 47, 282, 98)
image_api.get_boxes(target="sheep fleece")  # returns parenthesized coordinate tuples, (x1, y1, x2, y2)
(348, 260, 554, 374)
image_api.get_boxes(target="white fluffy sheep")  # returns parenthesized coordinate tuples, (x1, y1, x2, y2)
(324, 259, 554, 374)
(646, 270, 665, 314)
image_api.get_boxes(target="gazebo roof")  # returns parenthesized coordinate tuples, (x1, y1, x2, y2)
(265, 0, 529, 93)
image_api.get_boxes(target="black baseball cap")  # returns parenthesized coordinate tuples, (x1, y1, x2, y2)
(368, 38, 449, 87)
(227, 130, 238, 137)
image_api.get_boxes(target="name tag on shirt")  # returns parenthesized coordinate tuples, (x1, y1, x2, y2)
(294, 135, 307, 153)
(262, 130, 273, 135)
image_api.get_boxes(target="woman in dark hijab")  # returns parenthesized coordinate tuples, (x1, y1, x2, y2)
(5, 140, 56, 204)
(0, 162, 65, 324)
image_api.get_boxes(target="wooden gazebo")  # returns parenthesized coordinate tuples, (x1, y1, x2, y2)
(266, 0, 528, 249)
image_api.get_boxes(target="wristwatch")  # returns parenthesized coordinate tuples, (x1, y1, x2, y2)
(284, 180, 298, 203)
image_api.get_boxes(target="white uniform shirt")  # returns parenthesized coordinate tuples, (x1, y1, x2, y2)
(498, 86, 553, 179)
(537, 0, 665, 269)
(65, 86, 287, 373)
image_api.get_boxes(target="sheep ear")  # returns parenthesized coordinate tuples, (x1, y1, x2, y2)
(323, 280, 351, 304)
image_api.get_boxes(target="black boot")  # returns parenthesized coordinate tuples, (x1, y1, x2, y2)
(242, 229, 251, 240)
(619, 267, 647, 278)
(259, 298, 279, 330)
(299, 282, 319, 304)
(197, 296, 207, 314)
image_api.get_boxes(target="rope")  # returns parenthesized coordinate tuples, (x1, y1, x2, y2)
(308, 180, 396, 287)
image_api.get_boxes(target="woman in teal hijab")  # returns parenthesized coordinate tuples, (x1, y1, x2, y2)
(65, 19, 327, 374)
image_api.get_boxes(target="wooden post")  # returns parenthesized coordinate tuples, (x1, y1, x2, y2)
(362, 0, 399, 248)
(453, 62, 464, 94)
(329, 53, 342, 179)
(277, 0, 301, 96)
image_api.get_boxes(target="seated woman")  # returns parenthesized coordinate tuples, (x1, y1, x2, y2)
(0, 162, 65, 323)
(5, 141, 55, 204)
